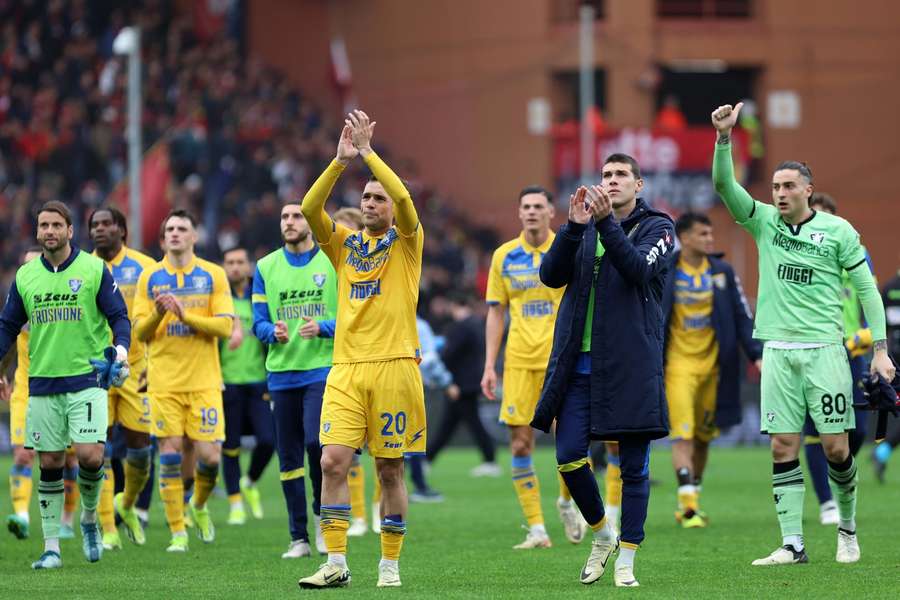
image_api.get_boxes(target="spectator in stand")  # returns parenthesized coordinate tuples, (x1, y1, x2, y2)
(654, 95, 687, 131)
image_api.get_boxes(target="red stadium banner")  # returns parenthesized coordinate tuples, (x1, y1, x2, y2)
(108, 143, 172, 249)
(553, 127, 751, 212)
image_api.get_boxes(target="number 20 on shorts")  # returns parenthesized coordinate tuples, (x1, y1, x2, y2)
(380, 411, 407, 436)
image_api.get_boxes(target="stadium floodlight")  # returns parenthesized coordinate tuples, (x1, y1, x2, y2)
(114, 27, 143, 249)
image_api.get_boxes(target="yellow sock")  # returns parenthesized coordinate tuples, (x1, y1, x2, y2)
(321, 505, 351, 554)
(348, 465, 366, 520)
(557, 471, 572, 502)
(678, 488, 699, 512)
(381, 516, 406, 560)
(9, 465, 33, 515)
(159, 454, 185, 534)
(192, 462, 218, 508)
(64, 476, 80, 515)
(605, 463, 622, 507)
(512, 456, 544, 527)
(98, 462, 116, 533)
(122, 451, 151, 509)
(373, 474, 381, 504)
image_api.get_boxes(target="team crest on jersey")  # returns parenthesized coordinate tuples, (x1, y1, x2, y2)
(68, 278, 83, 293)
(809, 232, 826, 245)
(323, 422, 331, 433)
(313, 273, 327, 288)
(121, 267, 137, 281)
(192, 276, 208, 290)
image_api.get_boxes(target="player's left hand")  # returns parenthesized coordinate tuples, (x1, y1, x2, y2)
(91, 345, 130, 389)
(298, 316, 320, 339)
(158, 293, 185, 321)
(871, 347, 896, 381)
(585, 185, 613, 220)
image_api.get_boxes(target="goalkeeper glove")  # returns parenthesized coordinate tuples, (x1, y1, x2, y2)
(845, 328, 873, 358)
(91, 345, 130, 389)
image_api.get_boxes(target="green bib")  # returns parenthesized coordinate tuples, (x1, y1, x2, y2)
(256, 248, 337, 373)
(17, 251, 108, 378)
(581, 234, 606, 352)
(220, 294, 267, 384)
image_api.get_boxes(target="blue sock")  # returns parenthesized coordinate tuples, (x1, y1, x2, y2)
(804, 442, 833, 504)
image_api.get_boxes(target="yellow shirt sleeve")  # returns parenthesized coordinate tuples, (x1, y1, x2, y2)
(301, 159, 345, 246)
(485, 248, 508, 306)
(363, 151, 418, 237)
(210, 267, 235, 317)
(132, 269, 163, 341)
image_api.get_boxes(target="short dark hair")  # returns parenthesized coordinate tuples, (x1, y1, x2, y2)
(37, 200, 72, 226)
(809, 192, 836, 213)
(518, 185, 553, 204)
(675, 212, 712, 237)
(603, 153, 641, 179)
(88, 206, 128, 242)
(160, 209, 198, 236)
(774, 160, 813, 184)
(222, 246, 248, 259)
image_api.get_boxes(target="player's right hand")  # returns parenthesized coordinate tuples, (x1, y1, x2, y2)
(228, 320, 244, 350)
(711, 102, 743, 134)
(481, 368, 498, 401)
(568, 186, 591, 225)
(274, 320, 290, 344)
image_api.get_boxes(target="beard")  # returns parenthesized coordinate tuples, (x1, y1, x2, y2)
(282, 229, 310, 244)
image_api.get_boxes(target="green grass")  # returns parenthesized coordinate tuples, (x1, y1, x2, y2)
(1, 446, 898, 598)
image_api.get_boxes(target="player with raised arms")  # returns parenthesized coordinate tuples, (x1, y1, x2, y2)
(711, 102, 894, 565)
(298, 110, 425, 589)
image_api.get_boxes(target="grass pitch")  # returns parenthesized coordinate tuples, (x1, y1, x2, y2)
(1, 445, 897, 599)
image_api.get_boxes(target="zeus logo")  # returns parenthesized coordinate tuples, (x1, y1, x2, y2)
(645, 237, 671, 265)
(349, 279, 381, 300)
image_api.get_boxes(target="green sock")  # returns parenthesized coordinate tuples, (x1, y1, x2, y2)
(772, 460, 804, 545)
(38, 468, 65, 539)
(827, 455, 858, 531)
(77, 464, 105, 513)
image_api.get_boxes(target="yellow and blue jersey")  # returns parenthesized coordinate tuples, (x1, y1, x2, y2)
(10, 327, 29, 405)
(486, 232, 563, 369)
(666, 256, 718, 374)
(133, 256, 234, 392)
(94, 245, 156, 367)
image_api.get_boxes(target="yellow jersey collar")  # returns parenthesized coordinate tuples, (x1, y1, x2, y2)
(162, 253, 198, 274)
(518, 230, 555, 254)
(92, 245, 128, 267)
(678, 255, 710, 277)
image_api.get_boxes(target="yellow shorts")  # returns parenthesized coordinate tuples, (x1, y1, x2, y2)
(665, 368, 719, 442)
(500, 367, 545, 426)
(150, 389, 224, 442)
(108, 370, 150, 433)
(320, 359, 426, 459)
(9, 390, 27, 446)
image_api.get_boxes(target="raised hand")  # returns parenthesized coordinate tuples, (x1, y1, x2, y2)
(335, 125, 358, 166)
(568, 186, 591, 224)
(346, 109, 376, 154)
(585, 185, 612, 220)
(711, 102, 743, 138)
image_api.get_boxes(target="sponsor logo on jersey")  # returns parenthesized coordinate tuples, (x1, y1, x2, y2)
(278, 288, 325, 302)
(32, 292, 80, 304)
(777, 263, 814, 285)
(521, 299, 553, 318)
(509, 276, 541, 290)
(313, 273, 327, 288)
(772, 231, 830, 257)
(68, 278, 83, 293)
(349, 279, 381, 300)
(166, 322, 195, 337)
(809, 232, 826, 245)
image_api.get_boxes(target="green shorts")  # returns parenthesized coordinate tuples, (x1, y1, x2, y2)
(25, 387, 108, 451)
(760, 344, 855, 435)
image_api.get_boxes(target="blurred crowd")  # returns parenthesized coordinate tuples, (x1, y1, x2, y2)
(0, 0, 499, 321)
